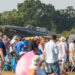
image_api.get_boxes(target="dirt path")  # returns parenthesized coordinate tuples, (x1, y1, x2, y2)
(2, 71, 14, 75)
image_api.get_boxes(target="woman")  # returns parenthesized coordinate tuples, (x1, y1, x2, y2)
(38, 37, 45, 55)
(15, 49, 35, 75)
(2, 35, 10, 51)
(69, 39, 75, 65)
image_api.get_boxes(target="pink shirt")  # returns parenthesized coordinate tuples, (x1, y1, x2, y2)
(15, 51, 35, 75)
(2, 40, 9, 49)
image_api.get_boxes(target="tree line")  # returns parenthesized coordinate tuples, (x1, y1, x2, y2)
(0, 0, 75, 37)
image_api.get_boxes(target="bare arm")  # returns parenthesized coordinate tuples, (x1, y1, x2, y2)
(39, 45, 45, 55)
(24, 45, 27, 48)
(55, 46, 59, 55)
(0, 48, 4, 62)
(56, 51, 59, 55)
(22, 48, 24, 51)
(28, 69, 35, 75)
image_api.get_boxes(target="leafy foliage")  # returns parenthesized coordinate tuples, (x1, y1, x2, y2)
(0, 0, 75, 36)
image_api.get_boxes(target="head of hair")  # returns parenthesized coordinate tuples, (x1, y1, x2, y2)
(51, 35, 57, 40)
(40, 37, 45, 41)
(18, 37, 22, 42)
(21, 36, 24, 39)
(40, 37, 45, 43)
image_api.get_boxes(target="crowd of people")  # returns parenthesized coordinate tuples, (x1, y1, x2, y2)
(0, 32, 75, 75)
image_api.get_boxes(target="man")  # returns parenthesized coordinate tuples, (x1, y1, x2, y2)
(44, 35, 60, 75)
(21, 37, 28, 52)
(15, 37, 24, 59)
(10, 35, 18, 54)
(0, 32, 6, 75)
(69, 39, 75, 65)
(30, 36, 39, 53)
(58, 37, 68, 64)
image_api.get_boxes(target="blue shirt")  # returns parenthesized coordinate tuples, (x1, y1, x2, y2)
(38, 45, 42, 55)
(0, 40, 6, 57)
(21, 39, 28, 52)
(15, 42, 24, 55)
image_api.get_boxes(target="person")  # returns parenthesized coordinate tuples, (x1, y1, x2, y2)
(38, 37, 45, 55)
(21, 36, 28, 52)
(19, 51, 26, 59)
(40, 54, 49, 73)
(2, 35, 10, 51)
(15, 37, 24, 60)
(58, 37, 68, 64)
(30, 37, 39, 51)
(15, 50, 35, 75)
(10, 35, 18, 55)
(69, 39, 75, 65)
(59, 62, 68, 75)
(36, 37, 40, 48)
(65, 38, 69, 61)
(0, 32, 6, 75)
(3, 54, 11, 71)
(44, 35, 60, 75)
(28, 55, 46, 75)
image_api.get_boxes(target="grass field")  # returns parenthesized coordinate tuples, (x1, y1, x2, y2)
(2, 72, 75, 75)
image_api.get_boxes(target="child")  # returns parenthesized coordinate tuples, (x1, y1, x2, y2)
(40, 55, 48, 73)
(40, 55, 55, 75)
(3, 54, 11, 71)
(28, 55, 46, 75)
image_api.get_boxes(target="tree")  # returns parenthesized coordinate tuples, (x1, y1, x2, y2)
(0, 0, 75, 35)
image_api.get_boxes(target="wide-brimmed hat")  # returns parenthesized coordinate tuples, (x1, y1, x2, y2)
(35, 36, 39, 39)
(32, 55, 42, 65)
(19, 52, 26, 56)
(13, 35, 18, 40)
(59, 37, 66, 41)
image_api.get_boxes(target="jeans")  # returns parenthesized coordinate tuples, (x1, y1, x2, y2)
(47, 62, 60, 75)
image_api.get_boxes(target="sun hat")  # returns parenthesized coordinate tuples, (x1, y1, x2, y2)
(3, 35, 7, 38)
(59, 37, 66, 41)
(32, 55, 42, 65)
(13, 35, 18, 40)
(35, 36, 39, 39)
(3, 35, 8, 40)
(19, 51, 26, 56)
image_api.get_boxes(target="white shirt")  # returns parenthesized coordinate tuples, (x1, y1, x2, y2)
(44, 40, 59, 63)
(10, 39, 18, 52)
(58, 42, 67, 62)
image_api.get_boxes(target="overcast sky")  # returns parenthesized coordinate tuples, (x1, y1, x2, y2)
(0, 0, 75, 12)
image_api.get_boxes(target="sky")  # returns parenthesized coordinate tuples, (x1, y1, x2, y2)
(0, 0, 75, 12)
